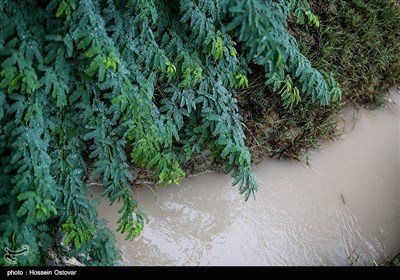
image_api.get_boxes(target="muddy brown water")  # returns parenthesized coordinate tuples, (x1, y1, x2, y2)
(95, 88, 400, 266)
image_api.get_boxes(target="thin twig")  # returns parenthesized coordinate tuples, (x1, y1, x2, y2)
(87, 182, 103, 186)
(135, 180, 157, 185)
(241, 121, 265, 150)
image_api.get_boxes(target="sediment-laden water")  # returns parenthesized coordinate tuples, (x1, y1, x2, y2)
(96, 88, 400, 266)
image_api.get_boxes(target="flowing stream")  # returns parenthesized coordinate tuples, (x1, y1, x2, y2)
(96, 88, 400, 266)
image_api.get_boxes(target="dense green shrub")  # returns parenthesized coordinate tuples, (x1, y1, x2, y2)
(0, 0, 339, 265)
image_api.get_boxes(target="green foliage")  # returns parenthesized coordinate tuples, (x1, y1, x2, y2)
(0, 0, 339, 265)
(220, 0, 340, 106)
(278, 76, 301, 110)
(296, 0, 400, 104)
(288, 0, 320, 27)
